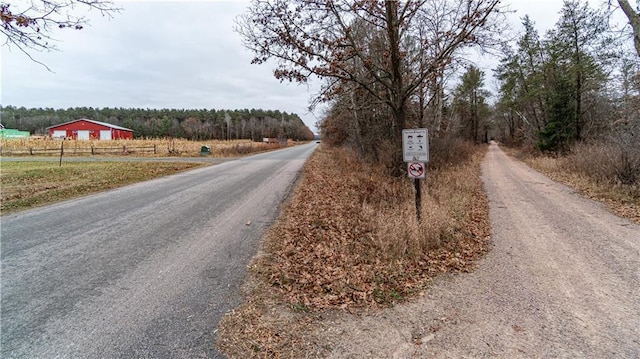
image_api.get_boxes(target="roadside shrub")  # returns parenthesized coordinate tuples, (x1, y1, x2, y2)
(610, 124, 640, 187)
(617, 149, 640, 186)
(563, 140, 640, 190)
(429, 136, 476, 170)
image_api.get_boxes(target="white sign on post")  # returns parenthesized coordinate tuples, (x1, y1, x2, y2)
(402, 128, 429, 163)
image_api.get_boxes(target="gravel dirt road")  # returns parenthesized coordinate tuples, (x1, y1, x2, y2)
(317, 142, 639, 358)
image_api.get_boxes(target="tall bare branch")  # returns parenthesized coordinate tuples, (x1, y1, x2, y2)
(1, 0, 120, 58)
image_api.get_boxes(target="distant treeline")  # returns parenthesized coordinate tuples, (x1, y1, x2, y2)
(0, 106, 315, 141)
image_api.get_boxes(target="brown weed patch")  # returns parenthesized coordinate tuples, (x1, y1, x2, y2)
(217, 144, 491, 358)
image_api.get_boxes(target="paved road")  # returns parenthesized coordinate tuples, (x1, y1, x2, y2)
(1, 143, 317, 358)
(321, 143, 640, 358)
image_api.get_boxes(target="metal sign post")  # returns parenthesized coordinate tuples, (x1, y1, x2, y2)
(403, 129, 429, 222)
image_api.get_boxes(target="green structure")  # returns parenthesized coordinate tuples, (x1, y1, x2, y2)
(0, 124, 30, 139)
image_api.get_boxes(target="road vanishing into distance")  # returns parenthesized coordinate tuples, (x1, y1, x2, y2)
(1, 143, 317, 358)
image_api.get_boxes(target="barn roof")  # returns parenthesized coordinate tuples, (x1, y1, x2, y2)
(46, 118, 133, 132)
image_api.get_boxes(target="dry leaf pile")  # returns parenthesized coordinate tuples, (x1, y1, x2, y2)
(255, 146, 490, 310)
(217, 144, 491, 358)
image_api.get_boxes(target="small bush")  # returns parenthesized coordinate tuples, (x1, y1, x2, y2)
(562, 141, 640, 190)
(429, 136, 476, 170)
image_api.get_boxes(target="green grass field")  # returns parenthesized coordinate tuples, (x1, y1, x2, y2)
(1, 161, 205, 214)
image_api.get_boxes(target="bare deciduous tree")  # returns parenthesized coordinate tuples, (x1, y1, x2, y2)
(237, 0, 504, 172)
(1, 0, 119, 65)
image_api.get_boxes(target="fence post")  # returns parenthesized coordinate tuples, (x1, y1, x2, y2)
(91, 145, 94, 155)
(154, 144, 157, 154)
(59, 141, 64, 167)
(30, 147, 33, 155)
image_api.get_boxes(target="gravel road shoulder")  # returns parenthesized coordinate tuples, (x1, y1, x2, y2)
(312, 143, 640, 358)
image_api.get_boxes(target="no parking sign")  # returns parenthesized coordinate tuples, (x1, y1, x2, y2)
(407, 161, 426, 179)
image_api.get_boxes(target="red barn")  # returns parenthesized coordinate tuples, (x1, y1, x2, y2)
(47, 119, 134, 140)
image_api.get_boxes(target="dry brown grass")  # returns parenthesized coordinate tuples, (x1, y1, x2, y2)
(523, 142, 640, 224)
(0, 161, 204, 214)
(217, 143, 490, 358)
(0, 138, 290, 157)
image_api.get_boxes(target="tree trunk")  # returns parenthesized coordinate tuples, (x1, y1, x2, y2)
(472, 89, 479, 142)
(575, 70, 582, 140)
(385, 1, 407, 176)
(573, 26, 582, 141)
(419, 83, 426, 128)
(351, 90, 365, 158)
(392, 105, 407, 176)
(618, 0, 640, 57)
(432, 73, 444, 136)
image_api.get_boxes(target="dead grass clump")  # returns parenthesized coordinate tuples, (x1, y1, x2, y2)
(562, 141, 640, 190)
(429, 136, 476, 170)
(363, 191, 453, 260)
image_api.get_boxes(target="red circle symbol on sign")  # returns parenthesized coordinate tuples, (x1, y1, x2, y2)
(408, 162, 425, 178)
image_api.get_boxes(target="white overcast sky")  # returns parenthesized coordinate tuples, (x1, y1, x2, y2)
(0, 0, 631, 131)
